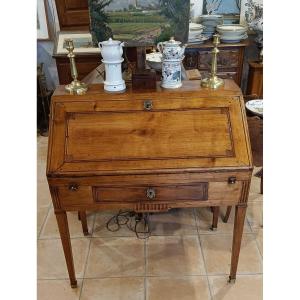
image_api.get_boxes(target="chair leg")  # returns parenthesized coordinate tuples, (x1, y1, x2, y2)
(79, 211, 89, 236)
(77, 211, 81, 221)
(211, 207, 220, 231)
(223, 206, 232, 223)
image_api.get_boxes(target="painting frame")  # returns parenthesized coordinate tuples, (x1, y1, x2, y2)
(37, 0, 50, 40)
(53, 31, 100, 55)
(89, 0, 191, 47)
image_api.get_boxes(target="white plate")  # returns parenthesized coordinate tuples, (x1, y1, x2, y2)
(221, 34, 248, 43)
(188, 34, 210, 44)
(245, 99, 263, 117)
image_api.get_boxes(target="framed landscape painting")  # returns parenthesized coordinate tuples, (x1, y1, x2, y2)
(89, 0, 190, 46)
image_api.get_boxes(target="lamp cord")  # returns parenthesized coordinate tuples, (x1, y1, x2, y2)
(106, 210, 151, 239)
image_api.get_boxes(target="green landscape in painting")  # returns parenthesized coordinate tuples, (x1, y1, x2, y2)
(89, 0, 190, 46)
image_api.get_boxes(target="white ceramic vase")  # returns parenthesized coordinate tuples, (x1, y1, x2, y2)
(157, 37, 186, 89)
(99, 38, 126, 92)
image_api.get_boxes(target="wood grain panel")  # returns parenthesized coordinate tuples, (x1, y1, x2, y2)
(66, 109, 233, 161)
(93, 183, 208, 203)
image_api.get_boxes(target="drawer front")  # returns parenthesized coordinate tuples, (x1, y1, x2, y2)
(200, 70, 239, 83)
(198, 49, 240, 69)
(93, 183, 208, 203)
(55, 172, 250, 211)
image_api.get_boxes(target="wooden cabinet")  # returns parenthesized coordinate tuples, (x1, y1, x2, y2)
(184, 41, 248, 86)
(247, 61, 263, 98)
(54, 54, 100, 84)
(47, 80, 252, 287)
(54, 0, 89, 30)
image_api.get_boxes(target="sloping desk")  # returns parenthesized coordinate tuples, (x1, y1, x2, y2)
(47, 80, 253, 288)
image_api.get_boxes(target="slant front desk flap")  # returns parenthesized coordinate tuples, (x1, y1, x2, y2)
(47, 80, 252, 176)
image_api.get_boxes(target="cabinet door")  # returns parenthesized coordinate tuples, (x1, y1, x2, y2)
(55, 0, 89, 30)
(198, 49, 240, 69)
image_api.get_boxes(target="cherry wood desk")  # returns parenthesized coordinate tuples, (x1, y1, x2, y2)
(47, 80, 253, 287)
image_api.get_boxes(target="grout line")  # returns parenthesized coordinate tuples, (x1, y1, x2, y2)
(193, 208, 213, 300)
(38, 231, 259, 241)
(37, 203, 52, 239)
(144, 238, 148, 300)
(78, 234, 93, 299)
(38, 272, 263, 281)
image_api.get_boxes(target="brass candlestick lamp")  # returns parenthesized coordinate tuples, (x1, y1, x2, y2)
(201, 34, 224, 89)
(64, 39, 88, 95)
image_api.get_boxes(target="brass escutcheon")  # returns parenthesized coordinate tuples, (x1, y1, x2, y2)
(146, 187, 156, 199)
(144, 100, 153, 111)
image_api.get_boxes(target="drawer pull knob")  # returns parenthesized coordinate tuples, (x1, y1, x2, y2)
(69, 183, 79, 191)
(144, 100, 153, 111)
(146, 187, 156, 199)
(228, 177, 237, 184)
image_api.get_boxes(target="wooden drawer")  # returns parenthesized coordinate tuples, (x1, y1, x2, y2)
(200, 69, 239, 83)
(93, 183, 208, 203)
(198, 49, 240, 69)
(55, 172, 248, 211)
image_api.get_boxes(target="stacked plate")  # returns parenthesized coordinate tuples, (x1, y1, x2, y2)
(216, 24, 248, 43)
(188, 23, 209, 44)
(199, 15, 223, 38)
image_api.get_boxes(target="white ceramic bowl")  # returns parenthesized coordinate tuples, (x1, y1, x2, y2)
(216, 24, 247, 36)
(200, 15, 223, 27)
(189, 23, 204, 31)
(146, 52, 162, 71)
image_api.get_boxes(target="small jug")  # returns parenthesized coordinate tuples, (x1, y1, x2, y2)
(157, 37, 186, 89)
(99, 38, 125, 63)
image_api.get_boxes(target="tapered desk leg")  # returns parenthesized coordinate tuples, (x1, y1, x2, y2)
(211, 206, 219, 231)
(55, 211, 77, 288)
(229, 205, 247, 283)
(79, 211, 89, 236)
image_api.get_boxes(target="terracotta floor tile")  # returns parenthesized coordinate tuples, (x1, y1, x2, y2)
(37, 279, 82, 300)
(208, 275, 263, 300)
(85, 237, 145, 278)
(93, 211, 136, 237)
(37, 136, 48, 163)
(147, 276, 211, 300)
(40, 209, 95, 238)
(37, 181, 52, 208)
(200, 234, 262, 275)
(147, 236, 205, 276)
(37, 161, 47, 183)
(81, 277, 144, 300)
(37, 238, 90, 279)
(37, 206, 50, 237)
(195, 207, 251, 234)
(252, 228, 263, 257)
(149, 208, 198, 236)
(247, 202, 263, 229)
(249, 167, 262, 194)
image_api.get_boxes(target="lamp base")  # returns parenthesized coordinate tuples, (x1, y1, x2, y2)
(201, 76, 224, 89)
(65, 80, 88, 95)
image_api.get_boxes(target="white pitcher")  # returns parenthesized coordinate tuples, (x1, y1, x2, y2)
(99, 38, 126, 92)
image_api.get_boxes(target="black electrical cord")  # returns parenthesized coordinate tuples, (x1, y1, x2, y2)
(106, 210, 151, 239)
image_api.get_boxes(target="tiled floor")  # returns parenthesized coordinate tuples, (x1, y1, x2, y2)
(37, 136, 263, 300)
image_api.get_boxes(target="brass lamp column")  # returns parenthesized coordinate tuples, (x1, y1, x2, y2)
(201, 34, 224, 89)
(65, 39, 88, 95)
